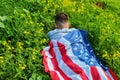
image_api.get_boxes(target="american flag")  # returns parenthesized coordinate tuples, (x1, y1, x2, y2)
(41, 29, 118, 80)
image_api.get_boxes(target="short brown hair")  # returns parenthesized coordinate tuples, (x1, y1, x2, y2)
(55, 12, 69, 26)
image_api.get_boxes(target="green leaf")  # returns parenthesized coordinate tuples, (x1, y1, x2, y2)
(29, 73, 42, 80)
(0, 22, 5, 28)
(23, 8, 29, 13)
(0, 16, 8, 21)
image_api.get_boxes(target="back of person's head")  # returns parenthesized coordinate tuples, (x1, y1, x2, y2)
(55, 12, 70, 29)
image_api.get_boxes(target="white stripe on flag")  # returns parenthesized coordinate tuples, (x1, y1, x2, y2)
(44, 47, 53, 58)
(96, 67, 109, 80)
(55, 70, 64, 80)
(46, 52, 54, 71)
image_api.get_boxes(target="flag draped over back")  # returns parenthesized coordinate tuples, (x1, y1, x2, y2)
(41, 29, 118, 80)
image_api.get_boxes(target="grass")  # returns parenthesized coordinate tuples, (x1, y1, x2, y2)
(0, 0, 120, 79)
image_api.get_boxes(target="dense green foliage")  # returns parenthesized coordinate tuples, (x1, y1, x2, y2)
(0, 0, 120, 80)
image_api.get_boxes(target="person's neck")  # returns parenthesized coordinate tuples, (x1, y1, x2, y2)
(60, 23, 70, 29)
(56, 27, 69, 29)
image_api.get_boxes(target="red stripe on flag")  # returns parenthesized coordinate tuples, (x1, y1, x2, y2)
(50, 71, 60, 80)
(108, 69, 118, 80)
(57, 42, 89, 80)
(49, 42, 72, 80)
(41, 50, 49, 72)
(90, 66, 102, 80)
(42, 50, 61, 80)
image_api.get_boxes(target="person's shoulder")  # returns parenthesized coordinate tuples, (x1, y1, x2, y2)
(47, 29, 57, 36)
(69, 28, 77, 30)
(70, 28, 86, 33)
(79, 29, 87, 33)
(72, 28, 88, 36)
(48, 28, 76, 34)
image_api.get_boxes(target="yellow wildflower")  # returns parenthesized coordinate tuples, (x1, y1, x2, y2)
(39, 22, 44, 26)
(42, 38, 47, 43)
(0, 60, 3, 63)
(55, 5, 59, 8)
(113, 53, 118, 59)
(109, 14, 113, 18)
(42, 0, 46, 3)
(102, 53, 108, 58)
(32, 56, 35, 60)
(7, 45, 12, 50)
(112, 51, 120, 60)
(0, 56, 3, 59)
(23, 31, 30, 35)
(93, 6, 97, 10)
(20, 13, 25, 18)
(81, 4, 84, 12)
(3, 40, 7, 46)
(77, 9, 80, 13)
(36, 28, 44, 34)
(33, 52, 36, 54)
(62, 0, 73, 7)
(32, 48, 38, 54)
(72, 9, 75, 12)
(107, 25, 110, 30)
(115, 32, 118, 35)
(12, 47, 14, 50)
(48, 0, 52, 2)
(17, 42, 24, 49)
(0, 56, 4, 63)
(2, 40, 12, 50)
(102, 51, 109, 58)
(19, 64, 26, 70)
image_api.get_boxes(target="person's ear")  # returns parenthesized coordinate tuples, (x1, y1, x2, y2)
(67, 22, 70, 28)
(68, 22, 70, 27)
(54, 23, 58, 28)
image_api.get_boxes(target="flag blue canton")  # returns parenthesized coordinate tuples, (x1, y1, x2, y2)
(63, 29, 100, 66)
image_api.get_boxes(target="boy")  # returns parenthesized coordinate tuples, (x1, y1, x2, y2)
(47, 12, 75, 40)
(41, 12, 118, 80)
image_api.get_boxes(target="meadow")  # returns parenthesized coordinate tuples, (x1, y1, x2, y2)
(0, 0, 120, 80)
